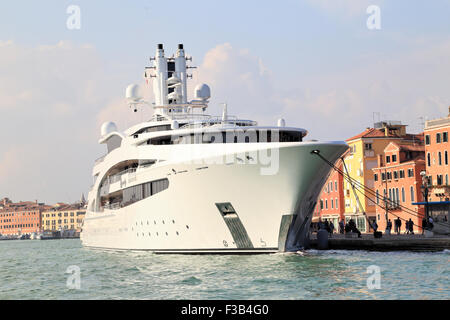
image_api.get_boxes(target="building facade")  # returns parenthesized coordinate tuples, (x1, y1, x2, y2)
(418, 109, 450, 233)
(313, 160, 345, 230)
(372, 142, 426, 233)
(343, 121, 422, 233)
(41, 203, 86, 232)
(424, 110, 450, 202)
(0, 198, 50, 236)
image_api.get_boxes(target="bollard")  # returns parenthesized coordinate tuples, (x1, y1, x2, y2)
(317, 229, 329, 250)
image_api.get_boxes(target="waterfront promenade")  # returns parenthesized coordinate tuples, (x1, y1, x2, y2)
(309, 233, 450, 252)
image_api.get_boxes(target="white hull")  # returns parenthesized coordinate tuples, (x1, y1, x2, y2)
(81, 142, 347, 253)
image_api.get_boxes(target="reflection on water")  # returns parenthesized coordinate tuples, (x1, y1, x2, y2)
(0, 240, 448, 299)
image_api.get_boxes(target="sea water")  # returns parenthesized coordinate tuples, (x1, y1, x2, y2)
(0, 239, 448, 299)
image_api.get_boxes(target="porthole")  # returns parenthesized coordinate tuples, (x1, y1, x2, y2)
(186, 225, 189, 229)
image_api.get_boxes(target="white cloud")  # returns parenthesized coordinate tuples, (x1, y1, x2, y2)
(0, 41, 123, 204)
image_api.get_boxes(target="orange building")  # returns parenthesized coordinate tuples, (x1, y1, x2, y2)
(313, 160, 345, 231)
(417, 109, 450, 233)
(424, 109, 450, 201)
(0, 198, 51, 236)
(372, 142, 426, 233)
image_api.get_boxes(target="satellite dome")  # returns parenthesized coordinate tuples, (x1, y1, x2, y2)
(125, 84, 142, 102)
(101, 121, 118, 137)
(194, 83, 211, 101)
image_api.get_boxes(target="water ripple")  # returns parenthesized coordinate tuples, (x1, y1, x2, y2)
(0, 239, 448, 299)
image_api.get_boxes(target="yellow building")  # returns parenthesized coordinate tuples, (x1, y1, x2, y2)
(343, 121, 422, 232)
(42, 203, 86, 232)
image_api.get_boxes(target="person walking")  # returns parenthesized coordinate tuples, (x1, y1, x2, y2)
(324, 219, 330, 233)
(422, 217, 427, 234)
(329, 221, 335, 237)
(408, 218, 414, 235)
(339, 219, 345, 234)
(386, 219, 392, 235)
(428, 217, 434, 230)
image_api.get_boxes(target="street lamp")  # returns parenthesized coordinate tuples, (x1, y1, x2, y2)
(420, 171, 429, 230)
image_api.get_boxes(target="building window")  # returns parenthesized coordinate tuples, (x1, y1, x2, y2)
(392, 154, 397, 162)
(399, 170, 405, 178)
(386, 156, 391, 163)
(325, 199, 328, 209)
(437, 175, 443, 185)
(408, 169, 413, 177)
(320, 200, 323, 210)
(445, 151, 448, 165)
(331, 199, 334, 209)
(381, 172, 386, 180)
(438, 152, 442, 165)
(427, 153, 431, 166)
(436, 133, 441, 143)
(365, 143, 372, 150)
(335, 181, 337, 191)
(425, 135, 430, 145)
(401, 187, 405, 203)
(335, 198, 338, 209)
(443, 132, 448, 142)
(446, 174, 449, 186)
(393, 171, 398, 179)
(376, 190, 379, 205)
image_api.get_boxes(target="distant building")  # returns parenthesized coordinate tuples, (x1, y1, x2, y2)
(416, 108, 450, 233)
(0, 198, 51, 236)
(372, 141, 426, 233)
(313, 159, 345, 230)
(41, 203, 86, 233)
(423, 109, 450, 201)
(343, 121, 422, 233)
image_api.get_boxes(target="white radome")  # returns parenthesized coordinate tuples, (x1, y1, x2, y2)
(100, 121, 118, 137)
(194, 83, 211, 101)
(126, 84, 142, 102)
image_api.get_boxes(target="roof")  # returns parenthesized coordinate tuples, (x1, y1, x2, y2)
(399, 144, 424, 152)
(346, 128, 387, 141)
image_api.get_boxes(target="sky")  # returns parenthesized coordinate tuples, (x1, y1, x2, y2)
(1, 0, 450, 204)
